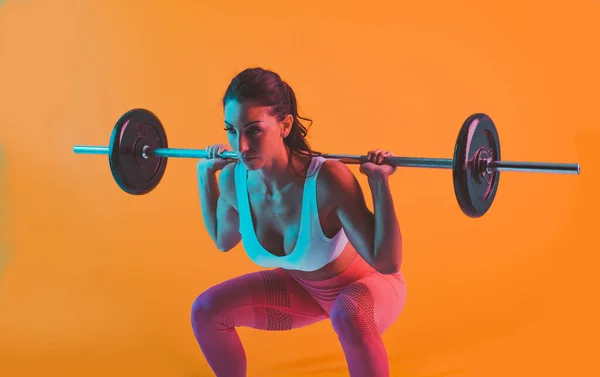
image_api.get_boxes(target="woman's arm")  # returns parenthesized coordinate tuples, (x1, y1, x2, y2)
(321, 160, 402, 274)
(197, 162, 241, 252)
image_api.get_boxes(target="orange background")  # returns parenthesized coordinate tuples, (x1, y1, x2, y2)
(0, 0, 598, 376)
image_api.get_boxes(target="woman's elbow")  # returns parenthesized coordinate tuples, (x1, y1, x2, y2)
(215, 233, 241, 252)
(371, 250, 402, 274)
(215, 243, 232, 253)
(215, 240, 234, 253)
(375, 262, 401, 275)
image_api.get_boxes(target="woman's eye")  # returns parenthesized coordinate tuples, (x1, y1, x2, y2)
(223, 127, 236, 135)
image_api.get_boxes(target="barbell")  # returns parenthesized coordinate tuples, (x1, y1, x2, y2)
(72, 108, 580, 218)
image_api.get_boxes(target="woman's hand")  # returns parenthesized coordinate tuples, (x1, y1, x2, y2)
(197, 144, 236, 173)
(359, 149, 397, 179)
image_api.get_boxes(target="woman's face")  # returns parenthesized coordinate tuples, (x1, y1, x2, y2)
(223, 100, 290, 170)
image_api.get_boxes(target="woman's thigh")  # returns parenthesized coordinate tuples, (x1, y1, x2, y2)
(332, 271, 406, 335)
(192, 268, 329, 331)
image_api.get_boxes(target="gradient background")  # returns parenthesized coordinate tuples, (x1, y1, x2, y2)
(0, 1, 597, 376)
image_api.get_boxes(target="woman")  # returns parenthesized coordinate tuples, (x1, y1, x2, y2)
(193, 67, 406, 377)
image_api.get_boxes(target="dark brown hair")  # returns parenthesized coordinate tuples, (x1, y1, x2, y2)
(222, 67, 321, 177)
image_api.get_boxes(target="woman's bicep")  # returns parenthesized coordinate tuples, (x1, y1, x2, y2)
(322, 161, 376, 264)
(336, 192, 376, 264)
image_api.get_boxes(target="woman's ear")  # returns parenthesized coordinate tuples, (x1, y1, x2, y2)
(281, 113, 294, 138)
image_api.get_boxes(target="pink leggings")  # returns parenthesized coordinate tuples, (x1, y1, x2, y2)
(191, 254, 407, 377)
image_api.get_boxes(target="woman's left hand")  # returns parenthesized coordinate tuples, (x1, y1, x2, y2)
(359, 149, 397, 178)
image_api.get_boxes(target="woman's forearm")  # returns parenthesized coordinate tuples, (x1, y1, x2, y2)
(197, 166, 219, 244)
(369, 175, 403, 274)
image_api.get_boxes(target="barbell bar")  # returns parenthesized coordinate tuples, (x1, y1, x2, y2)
(72, 145, 579, 174)
(72, 108, 581, 218)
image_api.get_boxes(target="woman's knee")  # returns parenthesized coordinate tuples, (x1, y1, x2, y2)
(330, 300, 379, 346)
(330, 305, 354, 335)
(191, 288, 222, 329)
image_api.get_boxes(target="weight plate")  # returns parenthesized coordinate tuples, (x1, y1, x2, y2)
(108, 108, 168, 195)
(453, 113, 500, 218)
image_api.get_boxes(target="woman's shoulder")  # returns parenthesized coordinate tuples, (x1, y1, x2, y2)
(317, 159, 363, 203)
(319, 158, 356, 182)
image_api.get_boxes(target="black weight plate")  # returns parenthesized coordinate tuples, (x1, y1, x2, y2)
(453, 113, 500, 218)
(108, 108, 168, 195)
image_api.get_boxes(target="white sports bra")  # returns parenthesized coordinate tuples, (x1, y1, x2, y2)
(234, 156, 348, 272)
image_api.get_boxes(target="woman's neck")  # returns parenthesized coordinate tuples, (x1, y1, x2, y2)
(253, 148, 309, 196)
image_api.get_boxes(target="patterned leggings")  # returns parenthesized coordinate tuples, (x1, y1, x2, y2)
(191, 254, 407, 376)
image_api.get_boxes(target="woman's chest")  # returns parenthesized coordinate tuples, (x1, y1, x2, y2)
(247, 187, 305, 232)
(246, 185, 339, 256)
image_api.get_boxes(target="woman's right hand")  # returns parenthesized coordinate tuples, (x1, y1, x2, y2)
(197, 144, 237, 173)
